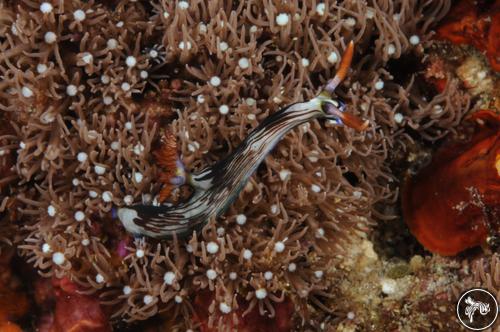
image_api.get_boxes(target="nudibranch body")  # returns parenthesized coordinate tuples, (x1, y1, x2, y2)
(118, 42, 368, 238)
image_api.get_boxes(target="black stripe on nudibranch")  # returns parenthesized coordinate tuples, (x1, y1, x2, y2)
(117, 99, 330, 238)
(117, 88, 365, 238)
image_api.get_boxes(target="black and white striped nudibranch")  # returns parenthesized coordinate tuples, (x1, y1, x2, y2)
(118, 41, 368, 239)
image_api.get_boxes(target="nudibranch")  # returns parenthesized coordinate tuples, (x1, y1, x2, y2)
(118, 42, 369, 238)
(402, 110, 500, 256)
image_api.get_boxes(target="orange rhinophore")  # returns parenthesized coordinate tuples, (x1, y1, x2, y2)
(324, 41, 354, 94)
(153, 130, 179, 202)
(323, 41, 369, 132)
(402, 110, 500, 256)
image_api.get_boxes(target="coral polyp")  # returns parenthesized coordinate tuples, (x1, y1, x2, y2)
(1, 0, 488, 330)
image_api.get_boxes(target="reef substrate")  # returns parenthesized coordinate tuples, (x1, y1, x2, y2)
(0, 0, 498, 331)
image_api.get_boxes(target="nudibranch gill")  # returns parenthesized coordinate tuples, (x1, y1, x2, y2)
(118, 42, 369, 238)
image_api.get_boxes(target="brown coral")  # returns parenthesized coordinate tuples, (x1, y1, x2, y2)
(0, 0, 471, 330)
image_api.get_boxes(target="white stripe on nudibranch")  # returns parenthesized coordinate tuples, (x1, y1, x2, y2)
(117, 208, 143, 234)
(117, 96, 337, 238)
